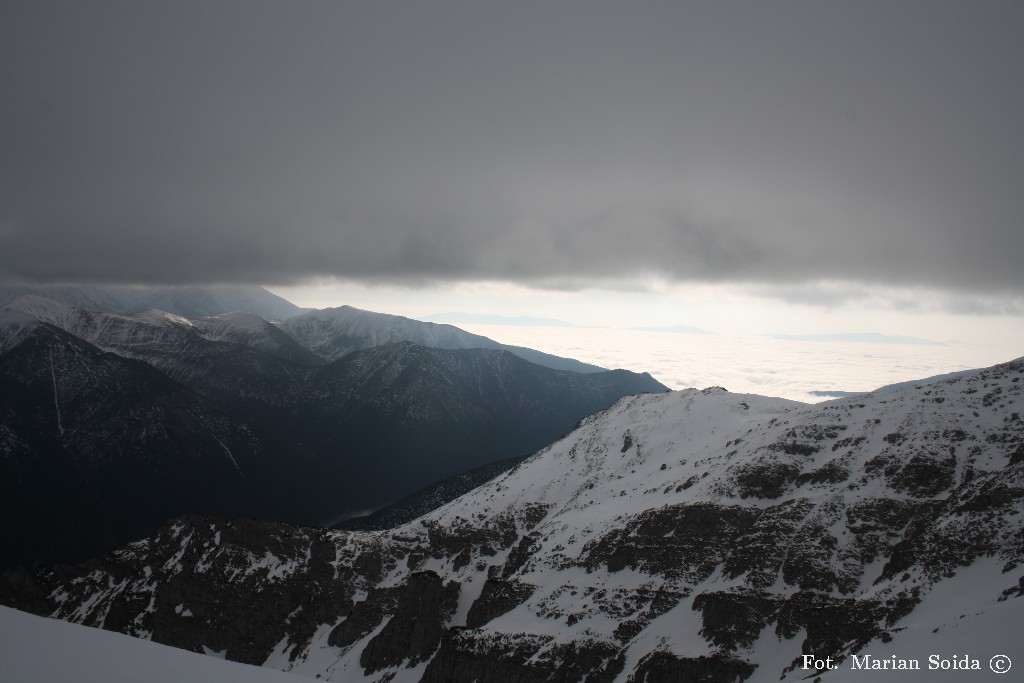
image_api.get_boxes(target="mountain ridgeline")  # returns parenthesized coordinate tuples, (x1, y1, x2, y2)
(279, 304, 606, 372)
(0, 284, 306, 321)
(0, 294, 665, 569)
(3, 358, 1022, 681)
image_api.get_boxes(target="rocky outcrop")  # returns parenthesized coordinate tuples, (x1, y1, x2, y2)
(359, 571, 460, 672)
(327, 586, 398, 650)
(583, 503, 761, 580)
(627, 652, 756, 683)
(421, 632, 625, 683)
(693, 590, 783, 649)
(465, 578, 535, 628)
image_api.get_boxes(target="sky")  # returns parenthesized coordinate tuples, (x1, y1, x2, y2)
(2, 1, 1022, 389)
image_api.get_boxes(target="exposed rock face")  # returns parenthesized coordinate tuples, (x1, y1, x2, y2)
(693, 590, 783, 649)
(421, 632, 625, 683)
(359, 571, 460, 673)
(3, 358, 1024, 681)
(627, 652, 756, 683)
(465, 578, 536, 628)
(583, 503, 762, 580)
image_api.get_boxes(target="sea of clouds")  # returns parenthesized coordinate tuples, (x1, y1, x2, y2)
(460, 324, 1013, 403)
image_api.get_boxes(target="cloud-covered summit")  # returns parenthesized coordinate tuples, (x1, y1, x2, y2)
(2, 1, 1021, 293)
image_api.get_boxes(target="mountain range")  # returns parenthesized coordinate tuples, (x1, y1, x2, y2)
(280, 305, 604, 372)
(3, 356, 1021, 681)
(0, 284, 306, 321)
(0, 292, 664, 569)
(3, 294, 605, 373)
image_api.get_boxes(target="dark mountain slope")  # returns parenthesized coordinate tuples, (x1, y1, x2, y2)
(0, 322, 280, 569)
(191, 311, 324, 366)
(335, 455, 528, 532)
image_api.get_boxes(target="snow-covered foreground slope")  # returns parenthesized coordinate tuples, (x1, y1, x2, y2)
(5, 357, 1024, 681)
(0, 606, 313, 683)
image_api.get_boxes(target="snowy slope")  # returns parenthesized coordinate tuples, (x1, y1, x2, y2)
(808, 557, 1020, 682)
(0, 606, 313, 683)
(0, 307, 37, 353)
(281, 305, 493, 357)
(7, 357, 1024, 682)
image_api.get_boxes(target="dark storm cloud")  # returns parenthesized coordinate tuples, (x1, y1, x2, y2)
(2, 1, 1022, 293)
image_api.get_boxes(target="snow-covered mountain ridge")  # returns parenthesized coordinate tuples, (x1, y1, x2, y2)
(280, 305, 607, 372)
(1, 294, 322, 367)
(5, 357, 1023, 681)
(1, 295, 605, 373)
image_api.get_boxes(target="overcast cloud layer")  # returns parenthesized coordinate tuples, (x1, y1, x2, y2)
(2, 1, 1021, 294)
